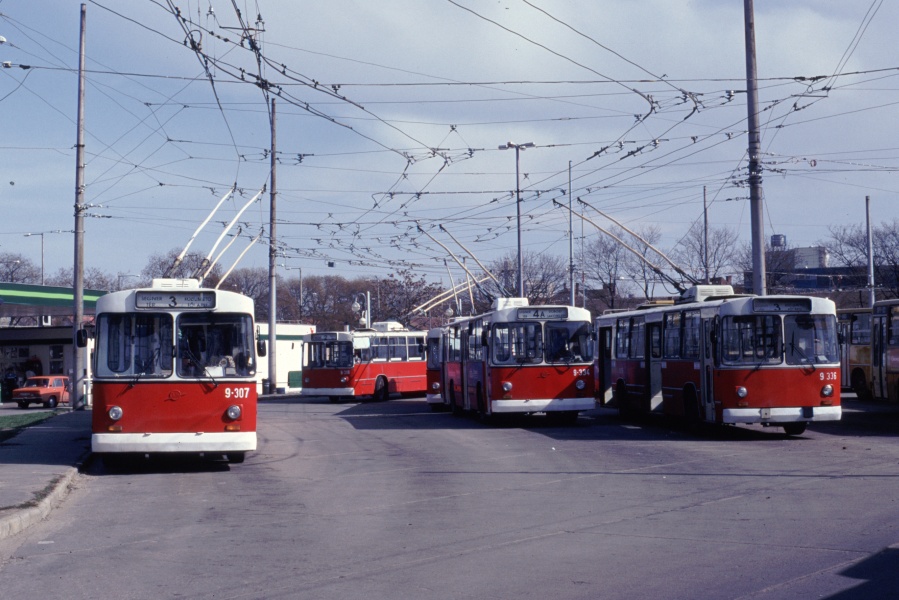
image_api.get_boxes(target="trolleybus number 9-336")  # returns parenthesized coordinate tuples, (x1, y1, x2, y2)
(224, 387, 253, 399)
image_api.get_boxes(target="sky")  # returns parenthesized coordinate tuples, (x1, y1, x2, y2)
(1, 0, 897, 290)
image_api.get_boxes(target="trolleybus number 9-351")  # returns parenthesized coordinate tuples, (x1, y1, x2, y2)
(224, 386, 253, 399)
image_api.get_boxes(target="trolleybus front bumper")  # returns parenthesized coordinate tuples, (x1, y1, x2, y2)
(492, 397, 595, 414)
(300, 387, 354, 397)
(92, 432, 257, 454)
(722, 405, 841, 424)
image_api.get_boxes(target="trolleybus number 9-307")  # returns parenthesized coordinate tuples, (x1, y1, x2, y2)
(224, 386, 253, 399)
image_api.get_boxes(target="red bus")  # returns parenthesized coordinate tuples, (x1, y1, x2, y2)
(596, 285, 840, 435)
(425, 327, 447, 410)
(88, 278, 263, 463)
(301, 321, 426, 401)
(441, 298, 595, 423)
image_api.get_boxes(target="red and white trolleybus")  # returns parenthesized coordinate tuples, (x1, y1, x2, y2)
(441, 298, 595, 422)
(301, 321, 427, 401)
(595, 285, 841, 435)
(425, 326, 447, 410)
(88, 278, 263, 463)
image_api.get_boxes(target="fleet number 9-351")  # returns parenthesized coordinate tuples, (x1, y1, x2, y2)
(224, 386, 253, 399)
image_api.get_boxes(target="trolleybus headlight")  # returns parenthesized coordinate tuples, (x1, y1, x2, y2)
(431, 382, 441, 391)
(502, 381, 513, 392)
(822, 384, 834, 397)
(108, 406, 123, 421)
(226, 405, 242, 420)
(340, 376, 348, 384)
(735, 386, 748, 399)
(575, 380, 586, 390)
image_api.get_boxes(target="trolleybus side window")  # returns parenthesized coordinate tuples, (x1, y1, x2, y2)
(720, 315, 782, 365)
(683, 311, 701, 359)
(889, 307, 899, 346)
(663, 312, 681, 359)
(409, 336, 425, 360)
(615, 318, 630, 359)
(630, 320, 645, 359)
(95, 313, 174, 378)
(785, 314, 839, 365)
(850, 312, 872, 345)
(389, 336, 407, 361)
(468, 320, 484, 361)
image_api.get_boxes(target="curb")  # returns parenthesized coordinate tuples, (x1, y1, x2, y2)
(0, 459, 87, 541)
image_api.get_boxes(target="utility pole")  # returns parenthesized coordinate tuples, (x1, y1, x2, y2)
(744, 0, 766, 295)
(267, 97, 277, 394)
(703, 186, 710, 284)
(866, 195, 875, 307)
(72, 3, 86, 410)
(568, 161, 574, 306)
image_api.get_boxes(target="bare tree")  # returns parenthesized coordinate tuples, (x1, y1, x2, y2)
(619, 225, 672, 300)
(672, 221, 739, 284)
(821, 219, 899, 298)
(0, 253, 40, 284)
(44, 266, 116, 291)
(484, 250, 569, 305)
(141, 248, 223, 284)
(582, 227, 629, 311)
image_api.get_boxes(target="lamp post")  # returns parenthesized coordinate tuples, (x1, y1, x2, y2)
(351, 292, 371, 329)
(498, 141, 534, 297)
(23, 233, 43, 285)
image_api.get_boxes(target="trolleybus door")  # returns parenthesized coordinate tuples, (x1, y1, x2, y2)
(700, 314, 717, 422)
(597, 325, 613, 405)
(647, 322, 663, 412)
(872, 313, 887, 400)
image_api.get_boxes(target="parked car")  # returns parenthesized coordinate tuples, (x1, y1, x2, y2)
(12, 375, 70, 409)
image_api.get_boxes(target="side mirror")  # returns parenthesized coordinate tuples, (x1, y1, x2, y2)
(257, 339, 267, 357)
(75, 329, 89, 348)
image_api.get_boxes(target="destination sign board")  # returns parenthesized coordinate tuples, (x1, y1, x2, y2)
(135, 290, 216, 309)
(516, 307, 568, 320)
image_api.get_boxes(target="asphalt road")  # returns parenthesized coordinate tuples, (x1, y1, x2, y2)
(1, 396, 898, 600)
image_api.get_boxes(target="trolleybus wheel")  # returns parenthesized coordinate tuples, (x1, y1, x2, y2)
(547, 410, 579, 425)
(374, 376, 389, 402)
(449, 384, 462, 415)
(782, 422, 807, 436)
(227, 452, 246, 464)
(851, 370, 871, 401)
(683, 388, 701, 426)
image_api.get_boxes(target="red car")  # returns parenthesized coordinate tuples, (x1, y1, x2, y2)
(12, 376, 71, 409)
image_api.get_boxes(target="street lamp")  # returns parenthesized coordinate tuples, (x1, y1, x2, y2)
(498, 141, 534, 297)
(351, 291, 371, 329)
(23, 233, 43, 285)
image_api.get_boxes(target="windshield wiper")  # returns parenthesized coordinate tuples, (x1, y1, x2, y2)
(789, 333, 816, 372)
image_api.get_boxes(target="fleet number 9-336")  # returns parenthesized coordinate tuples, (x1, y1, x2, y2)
(224, 386, 253, 399)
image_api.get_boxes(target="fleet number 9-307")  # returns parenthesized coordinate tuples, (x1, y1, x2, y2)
(225, 386, 253, 399)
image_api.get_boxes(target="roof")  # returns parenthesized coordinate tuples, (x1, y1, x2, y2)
(0, 282, 107, 317)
